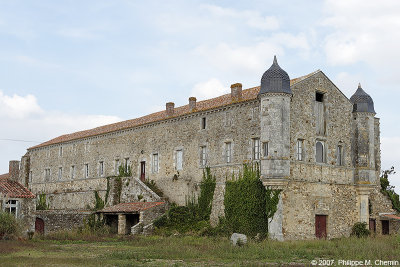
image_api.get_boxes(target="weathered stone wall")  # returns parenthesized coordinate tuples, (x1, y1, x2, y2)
(34, 210, 92, 234)
(140, 203, 166, 226)
(28, 101, 260, 208)
(120, 177, 162, 203)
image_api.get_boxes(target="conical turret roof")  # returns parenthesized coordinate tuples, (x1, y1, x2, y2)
(259, 56, 291, 95)
(350, 83, 375, 113)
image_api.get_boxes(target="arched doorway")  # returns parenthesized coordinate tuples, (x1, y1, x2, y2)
(35, 218, 44, 235)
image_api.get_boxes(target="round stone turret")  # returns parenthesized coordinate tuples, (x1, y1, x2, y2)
(259, 56, 292, 95)
(350, 83, 376, 113)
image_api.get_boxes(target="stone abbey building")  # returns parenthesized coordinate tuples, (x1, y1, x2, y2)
(4, 56, 399, 239)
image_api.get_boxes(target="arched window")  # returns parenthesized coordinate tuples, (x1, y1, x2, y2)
(316, 141, 324, 163)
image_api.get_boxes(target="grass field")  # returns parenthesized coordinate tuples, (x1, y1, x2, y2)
(0, 234, 399, 266)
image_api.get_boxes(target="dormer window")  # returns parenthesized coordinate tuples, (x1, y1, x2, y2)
(316, 92, 324, 102)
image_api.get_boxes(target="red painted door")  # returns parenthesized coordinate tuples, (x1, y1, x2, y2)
(140, 161, 145, 182)
(35, 218, 44, 234)
(315, 215, 327, 239)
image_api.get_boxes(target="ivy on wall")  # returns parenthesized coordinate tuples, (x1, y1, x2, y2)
(36, 193, 49, 210)
(380, 167, 400, 213)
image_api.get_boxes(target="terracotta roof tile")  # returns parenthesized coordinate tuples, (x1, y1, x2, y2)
(29, 72, 318, 150)
(98, 202, 165, 213)
(0, 173, 9, 180)
(381, 214, 400, 220)
(0, 175, 35, 199)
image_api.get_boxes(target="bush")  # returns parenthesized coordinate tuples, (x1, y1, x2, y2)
(0, 212, 19, 238)
(351, 222, 370, 238)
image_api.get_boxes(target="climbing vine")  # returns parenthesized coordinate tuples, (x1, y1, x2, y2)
(223, 163, 281, 238)
(197, 167, 216, 221)
(94, 191, 105, 211)
(380, 167, 400, 213)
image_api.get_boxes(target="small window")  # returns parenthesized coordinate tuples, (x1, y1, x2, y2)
(5, 200, 18, 217)
(115, 159, 120, 175)
(225, 142, 232, 163)
(297, 139, 304, 161)
(28, 171, 32, 183)
(262, 142, 269, 158)
(152, 153, 159, 173)
(337, 145, 344, 166)
(316, 92, 324, 102)
(45, 168, 51, 181)
(252, 138, 260, 160)
(71, 165, 75, 179)
(316, 141, 325, 163)
(59, 146, 63, 157)
(124, 158, 130, 172)
(99, 161, 104, 177)
(200, 146, 207, 167)
(201, 117, 206, 129)
(84, 164, 89, 178)
(58, 167, 62, 180)
(176, 150, 183, 170)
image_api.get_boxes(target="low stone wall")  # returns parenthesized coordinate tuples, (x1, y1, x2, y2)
(34, 210, 92, 234)
(140, 203, 166, 226)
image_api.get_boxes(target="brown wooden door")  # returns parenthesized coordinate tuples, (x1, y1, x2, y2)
(315, 215, 327, 239)
(369, 219, 376, 233)
(382, 220, 389, 235)
(140, 161, 145, 182)
(35, 218, 44, 234)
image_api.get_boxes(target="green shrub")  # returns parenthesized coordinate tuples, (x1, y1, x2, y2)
(0, 212, 18, 238)
(197, 167, 216, 221)
(153, 214, 168, 228)
(380, 167, 400, 213)
(351, 222, 370, 238)
(36, 193, 49, 210)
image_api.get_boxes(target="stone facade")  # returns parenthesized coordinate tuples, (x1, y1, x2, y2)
(16, 57, 399, 239)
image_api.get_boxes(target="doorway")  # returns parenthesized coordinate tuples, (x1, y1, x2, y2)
(140, 161, 146, 182)
(382, 220, 389, 235)
(315, 215, 327, 239)
(369, 218, 376, 233)
(35, 218, 44, 235)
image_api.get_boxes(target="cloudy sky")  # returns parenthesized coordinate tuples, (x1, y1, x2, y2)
(0, 0, 399, 192)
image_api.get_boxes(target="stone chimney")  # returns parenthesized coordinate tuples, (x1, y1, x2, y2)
(166, 102, 175, 116)
(231, 83, 242, 100)
(8, 160, 20, 182)
(189, 97, 197, 111)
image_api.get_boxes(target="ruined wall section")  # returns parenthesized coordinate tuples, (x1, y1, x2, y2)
(289, 72, 354, 184)
(28, 100, 260, 209)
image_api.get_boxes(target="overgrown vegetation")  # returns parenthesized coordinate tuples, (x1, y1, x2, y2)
(153, 167, 216, 234)
(380, 166, 400, 213)
(94, 191, 105, 211)
(144, 179, 164, 197)
(224, 163, 269, 238)
(351, 222, 370, 238)
(36, 194, 49, 210)
(0, 212, 19, 239)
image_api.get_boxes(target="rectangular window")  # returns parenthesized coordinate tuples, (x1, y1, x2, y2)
(71, 165, 75, 179)
(124, 158, 130, 172)
(201, 117, 206, 129)
(99, 161, 104, 177)
(315, 92, 325, 135)
(252, 138, 260, 160)
(58, 167, 62, 180)
(59, 146, 63, 157)
(152, 153, 159, 173)
(84, 164, 89, 178)
(297, 139, 304, 161)
(200, 146, 207, 167)
(337, 145, 344, 166)
(262, 142, 269, 158)
(176, 150, 183, 170)
(115, 159, 120, 175)
(225, 142, 232, 163)
(5, 200, 18, 217)
(45, 168, 51, 181)
(316, 141, 325, 163)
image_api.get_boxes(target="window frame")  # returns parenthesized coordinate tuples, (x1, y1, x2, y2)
(297, 139, 304, 161)
(152, 153, 159, 173)
(201, 117, 207, 129)
(84, 164, 89, 178)
(71, 165, 75, 179)
(4, 199, 18, 217)
(58, 167, 62, 180)
(99, 161, 104, 177)
(225, 142, 232, 163)
(316, 141, 325, 163)
(337, 144, 344, 166)
(262, 142, 269, 158)
(200, 146, 207, 167)
(252, 138, 260, 160)
(176, 150, 183, 170)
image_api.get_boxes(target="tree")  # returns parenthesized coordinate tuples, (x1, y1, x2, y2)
(380, 167, 400, 213)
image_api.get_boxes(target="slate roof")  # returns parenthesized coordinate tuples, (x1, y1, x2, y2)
(260, 56, 292, 95)
(98, 202, 165, 213)
(0, 173, 35, 199)
(350, 83, 376, 113)
(29, 71, 318, 150)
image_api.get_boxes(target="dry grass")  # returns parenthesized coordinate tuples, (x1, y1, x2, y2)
(0, 234, 399, 266)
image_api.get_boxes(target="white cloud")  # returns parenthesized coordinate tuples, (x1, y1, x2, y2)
(0, 91, 121, 174)
(0, 91, 43, 119)
(202, 4, 279, 31)
(191, 78, 229, 101)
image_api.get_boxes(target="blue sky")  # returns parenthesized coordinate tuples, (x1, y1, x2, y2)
(0, 0, 399, 192)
